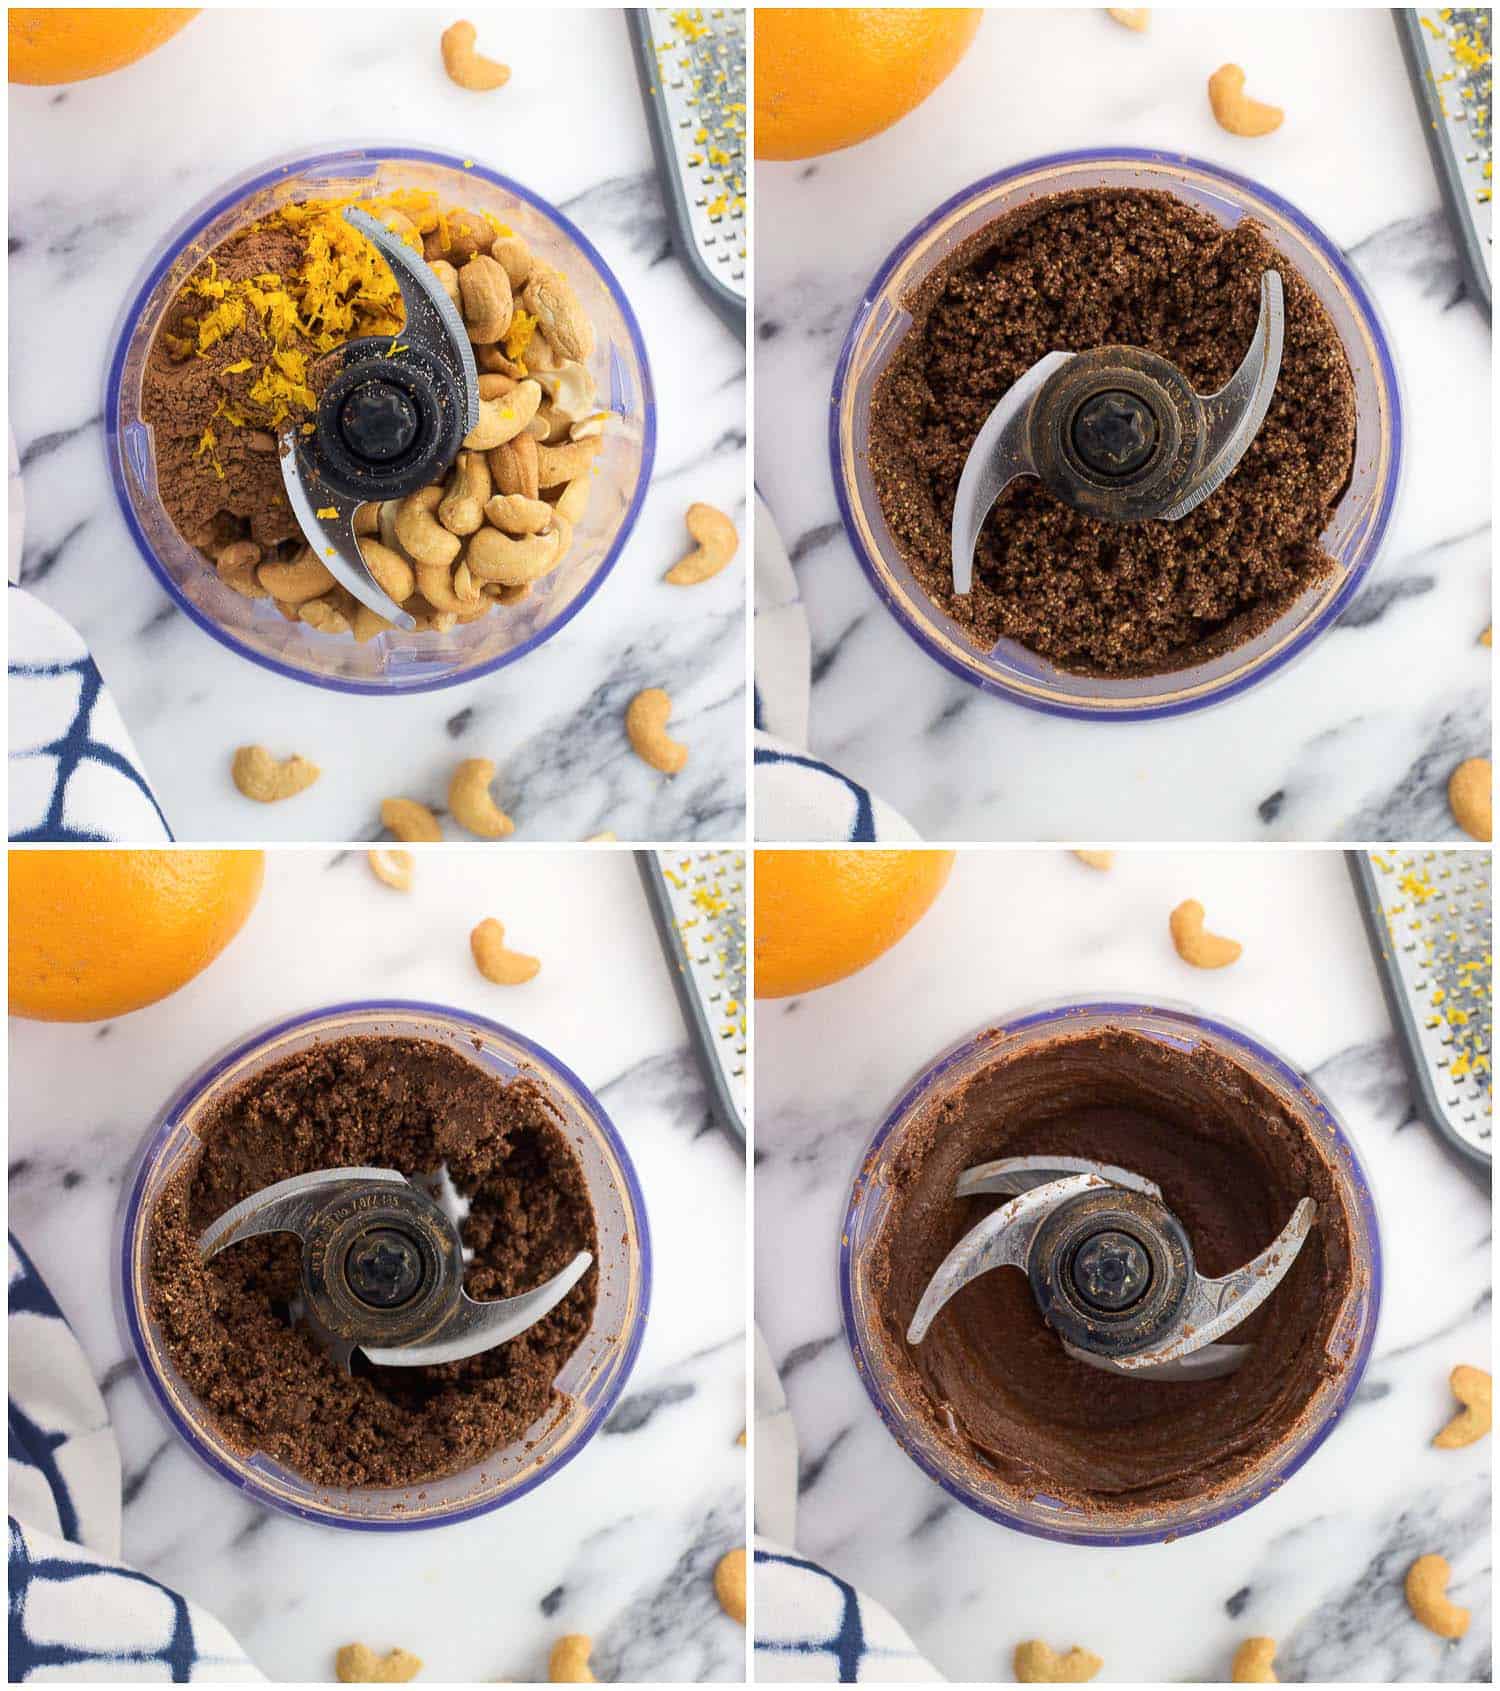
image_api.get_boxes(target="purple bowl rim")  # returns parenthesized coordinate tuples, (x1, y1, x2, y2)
(828, 146, 1405, 723)
(103, 142, 658, 698)
(118, 997, 653, 1532)
(837, 997, 1384, 1547)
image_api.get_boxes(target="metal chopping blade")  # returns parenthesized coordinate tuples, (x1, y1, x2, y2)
(906, 1154, 1314, 1382)
(278, 207, 482, 631)
(199, 1166, 591, 1372)
(951, 270, 1285, 595)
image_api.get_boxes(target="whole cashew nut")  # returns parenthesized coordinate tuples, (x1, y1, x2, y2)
(214, 539, 266, 599)
(232, 745, 320, 803)
(1107, 8, 1149, 29)
(334, 1643, 422, 1684)
(1448, 757, 1491, 842)
(437, 451, 493, 537)
(1434, 1365, 1492, 1449)
(440, 19, 511, 91)
(258, 549, 335, 605)
(491, 233, 533, 290)
(299, 597, 353, 636)
(555, 475, 592, 527)
(1074, 850, 1114, 870)
(485, 493, 555, 535)
(356, 538, 417, 605)
(714, 1548, 746, 1625)
(380, 797, 442, 843)
(416, 558, 483, 613)
(467, 523, 564, 586)
(459, 252, 514, 344)
(625, 688, 688, 776)
(522, 266, 595, 361)
(449, 758, 515, 839)
(464, 380, 543, 449)
(1013, 1641, 1102, 1683)
(1231, 1638, 1278, 1683)
(1405, 1553, 1470, 1639)
(1208, 64, 1284, 137)
(471, 917, 540, 985)
(536, 360, 597, 423)
(428, 257, 461, 311)
(1169, 898, 1242, 968)
(367, 848, 414, 892)
(395, 486, 462, 568)
(665, 502, 739, 585)
(535, 436, 602, 489)
(490, 433, 541, 500)
(353, 604, 394, 644)
(548, 1634, 595, 1683)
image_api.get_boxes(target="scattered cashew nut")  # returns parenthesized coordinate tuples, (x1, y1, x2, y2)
(714, 1547, 746, 1625)
(1013, 1641, 1103, 1683)
(1209, 64, 1284, 137)
(1107, 7, 1149, 27)
(1448, 757, 1491, 842)
(1073, 850, 1114, 871)
(367, 848, 414, 892)
(440, 19, 510, 91)
(665, 502, 739, 586)
(1231, 1637, 1278, 1683)
(380, 797, 442, 843)
(1169, 898, 1242, 968)
(1434, 1364, 1491, 1449)
(449, 758, 515, 839)
(1405, 1553, 1470, 1639)
(626, 688, 688, 775)
(471, 918, 540, 985)
(335, 1643, 422, 1683)
(548, 1634, 595, 1683)
(231, 745, 320, 803)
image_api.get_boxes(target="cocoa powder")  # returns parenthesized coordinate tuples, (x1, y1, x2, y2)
(869, 188, 1357, 676)
(148, 1035, 599, 1491)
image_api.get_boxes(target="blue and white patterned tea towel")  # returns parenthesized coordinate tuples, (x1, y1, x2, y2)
(753, 495, 918, 843)
(9, 588, 172, 842)
(8, 1234, 261, 1681)
(752, 1325, 942, 1682)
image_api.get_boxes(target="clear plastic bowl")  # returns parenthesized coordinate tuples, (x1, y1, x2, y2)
(839, 1000, 1382, 1546)
(830, 149, 1404, 720)
(106, 145, 656, 696)
(116, 1000, 651, 1531)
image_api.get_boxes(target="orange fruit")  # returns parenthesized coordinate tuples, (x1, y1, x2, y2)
(10, 850, 264, 1022)
(755, 8, 982, 162)
(755, 849, 955, 998)
(8, 8, 200, 85)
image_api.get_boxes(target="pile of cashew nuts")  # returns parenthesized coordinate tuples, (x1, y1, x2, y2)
(209, 212, 606, 643)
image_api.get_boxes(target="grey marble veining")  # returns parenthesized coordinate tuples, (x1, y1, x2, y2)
(754, 8, 1491, 843)
(9, 850, 747, 1682)
(755, 849, 1491, 1682)
(8, 8, 746, 843)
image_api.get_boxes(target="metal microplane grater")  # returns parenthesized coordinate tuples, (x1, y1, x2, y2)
(638, 849, 747, 1143)
(1395, 9, 1493, 311)
(1349, 850, 1492, 1173)
(627, 8, 747, 336)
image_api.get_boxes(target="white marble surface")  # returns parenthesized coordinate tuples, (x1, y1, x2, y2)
(754, 848, 1491, 1682)
(8, 848, 747, 1683)
(754, 8, 1492, 842)
(9, 8, 746, 844)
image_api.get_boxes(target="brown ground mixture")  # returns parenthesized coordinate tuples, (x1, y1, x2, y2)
(869, 188, 1357, 676)
(141, 222, 323, 558)
(149, 1035, 598, 1491)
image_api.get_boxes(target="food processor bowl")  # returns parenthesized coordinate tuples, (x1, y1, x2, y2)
(106, 145, 655, 696)
(116, 1000, 651, 1531)
(831, 149, 1403, 720)
(839, 1000, 1381, 1546)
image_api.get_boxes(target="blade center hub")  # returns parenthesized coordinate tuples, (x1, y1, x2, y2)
(1069, 390, 1159, 477)
(1069, 1227, 1152, 1312)
(339, 382, 422, 464)
(343, 1224, 427, 1308)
